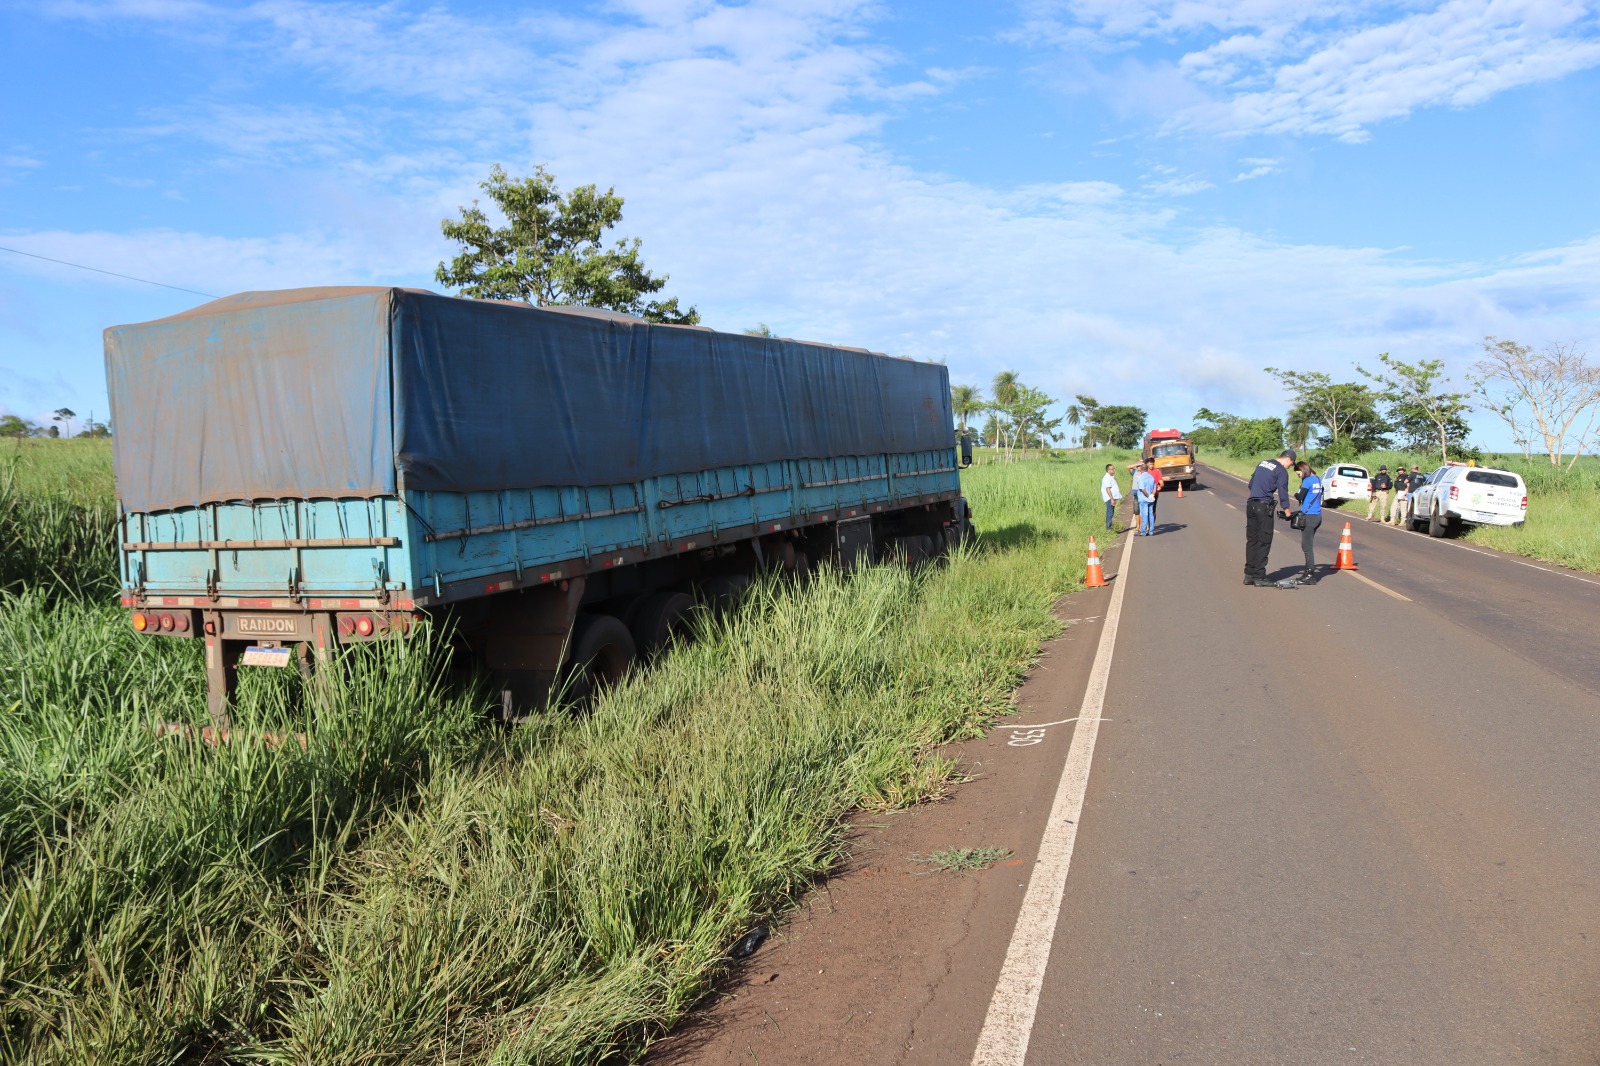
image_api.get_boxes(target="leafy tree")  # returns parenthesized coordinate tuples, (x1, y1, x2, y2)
(1265, 367, 1387, 452)
(949, 383, 985, 435)
(1358, 352, 1473, 461)
(990, 371, 1022, 458)
(0, 414, 37, 438)
(1192, 408, 1285, 458)
(52, 407, 76, 437)
(1087, 403, 1147, 450)
(743, 323, 774, 337)
(1011, 385, 1062, 451)
(437, 164, 698, 324)
(80, 418, 112, 438)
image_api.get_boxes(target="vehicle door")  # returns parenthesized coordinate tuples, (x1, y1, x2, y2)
(1416, 469, 1446, 516)
(1459, 469, 1524, 520)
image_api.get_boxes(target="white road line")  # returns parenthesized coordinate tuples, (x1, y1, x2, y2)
(1344, 569, 1412, 602)
(971, 528, 1135, 1066)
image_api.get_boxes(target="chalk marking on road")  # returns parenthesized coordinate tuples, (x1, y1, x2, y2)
(970, 528, 1134, 1066)
(997, 717, 1087, 730)
(1224, 502, 1237, 511)
(1343, 570, 1411, 602)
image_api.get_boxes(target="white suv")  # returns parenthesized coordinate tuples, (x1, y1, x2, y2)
(1406, 464, 1528, 537)
(1320, 464, 1372, 503)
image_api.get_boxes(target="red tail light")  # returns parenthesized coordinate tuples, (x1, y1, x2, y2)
(1521, 495, 1528, 509)
(159, 613, 175, 631)
(355, 615, 374, 637)
(174, 614, 190, 633)
(337, 615, 356, 636)
(1448, 485, 1458, 500)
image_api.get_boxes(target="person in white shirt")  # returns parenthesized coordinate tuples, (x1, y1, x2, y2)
(1101, 463, 1122, 531)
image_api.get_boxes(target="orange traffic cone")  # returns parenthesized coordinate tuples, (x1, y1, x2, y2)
(1084, 537, 1107, 588)
(1334, 521, 1358, 570)
(1177, 481, 1184, 498)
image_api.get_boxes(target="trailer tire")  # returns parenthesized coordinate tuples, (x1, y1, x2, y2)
(560, 613, 635, 705)
(700, 574, 750, 613)
(630, 591, 696, 657)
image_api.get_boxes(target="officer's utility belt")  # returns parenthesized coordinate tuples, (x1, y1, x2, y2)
(1247, 498, 1276, 507)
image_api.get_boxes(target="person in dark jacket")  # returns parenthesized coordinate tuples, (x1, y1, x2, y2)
(1366, 464, 1393, 522)
(1243, 449, 1295, 585)
(1294, 461, 1324, 583)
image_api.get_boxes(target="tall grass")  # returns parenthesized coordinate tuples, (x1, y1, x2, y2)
(0, 439, 118, 600)
(1201, 449, 1600, 574)
(1, 448, 1119, 1063)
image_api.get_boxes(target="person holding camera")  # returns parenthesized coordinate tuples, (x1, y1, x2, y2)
(1243, 449, 1296, 586)
(1293, 461, 1324, 584)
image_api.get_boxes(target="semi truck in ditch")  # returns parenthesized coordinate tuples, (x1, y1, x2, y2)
(106, 287, 972, 722)
(1142, 428, 1198, 490)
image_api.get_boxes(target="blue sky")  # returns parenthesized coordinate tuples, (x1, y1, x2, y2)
(4, 0, 1599, 449)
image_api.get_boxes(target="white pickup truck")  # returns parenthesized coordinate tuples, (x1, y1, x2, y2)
(1406, 464, 1528, 537)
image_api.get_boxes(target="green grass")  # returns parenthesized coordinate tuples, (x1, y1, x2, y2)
(1200, 450, 1600, 574)
(0, 444, 1124, 1063)
(913, 846, 1013, 874)
(0, 438, 118, 600)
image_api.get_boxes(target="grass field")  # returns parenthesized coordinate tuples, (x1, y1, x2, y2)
(1200, 450, 1600, 575)
(0, 440, 1127, 1063)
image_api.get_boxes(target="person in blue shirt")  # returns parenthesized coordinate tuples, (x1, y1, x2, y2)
(1132, 461, 1157, 536)
(1294, 461, 1324, 584)
(1243, 448, 1296, 585)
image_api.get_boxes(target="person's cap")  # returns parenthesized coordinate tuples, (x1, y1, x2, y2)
(1378, 464, 1388, 469)
(1280, 448, 1297, 462)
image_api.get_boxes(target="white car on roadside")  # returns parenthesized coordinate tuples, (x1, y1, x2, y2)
(1405, 464, 1528, 537)
(1319, 464, 1372, 503)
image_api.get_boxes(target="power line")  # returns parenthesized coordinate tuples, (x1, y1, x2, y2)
(0, 244, 219, 299)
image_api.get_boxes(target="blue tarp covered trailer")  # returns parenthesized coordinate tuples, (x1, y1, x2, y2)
(105, 287, 969, 718)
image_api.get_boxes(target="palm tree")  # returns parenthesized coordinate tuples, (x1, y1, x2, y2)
(1063, 401, 1082, 450)
(992, 371, 1020, 460)
(950, 384, 984, 436)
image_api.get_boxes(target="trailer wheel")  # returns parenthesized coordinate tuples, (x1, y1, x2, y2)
(559, 613, 635, 705)
(630, 591, 697, 657)
(700, 574, 750, 613)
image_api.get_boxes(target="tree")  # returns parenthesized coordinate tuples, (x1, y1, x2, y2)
(52, 407, 76, 438)
(1473, 338, 1600, 469)
(1010, 385, 1061, 451)
(1192, 408, 1284, 458)
(1265, 367, 1387, 453)
(0, 414, 38, 438)
(1088, 404, 1147, 450)
(437, 164, 699, 324)
(1072, 395, 1103, 447)
(990, 371, 1022, 458)
(743, 323, 774, 337)
(949, 383, 985, 435)
(1358, 353, 1473, 461)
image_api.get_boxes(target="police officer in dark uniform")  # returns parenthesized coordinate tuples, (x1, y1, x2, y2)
(1244, 449, 1296, 586)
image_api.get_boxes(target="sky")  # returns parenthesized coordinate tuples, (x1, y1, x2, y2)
(3, 0, 1599, 449)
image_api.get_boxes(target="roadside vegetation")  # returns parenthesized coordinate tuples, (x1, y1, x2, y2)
(1200, 450, 1600, 574)
(0, 439, 1123, 1063)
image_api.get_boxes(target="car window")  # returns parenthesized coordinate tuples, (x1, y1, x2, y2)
(1151, 443, 1188, 457)
(1336, 466, 1364, 478)
(1465, 470, 1520, 488)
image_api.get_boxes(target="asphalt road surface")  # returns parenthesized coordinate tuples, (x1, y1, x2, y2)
(655, 469, 1600, 1066)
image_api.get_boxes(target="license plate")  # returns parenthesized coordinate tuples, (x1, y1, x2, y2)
(242, 646, 292, 668)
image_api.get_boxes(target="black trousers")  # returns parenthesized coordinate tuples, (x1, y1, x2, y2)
(1244, 499, 1276, 579)
(1300, 513, 1322, 569)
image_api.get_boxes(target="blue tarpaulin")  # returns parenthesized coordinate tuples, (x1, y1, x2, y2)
(106, 287, 954, 513)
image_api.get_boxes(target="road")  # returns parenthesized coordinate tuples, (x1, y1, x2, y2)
(652, 468, 1600, 1066)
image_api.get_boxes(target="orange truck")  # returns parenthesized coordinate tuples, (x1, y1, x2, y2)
(1142, 428, 1197, 490)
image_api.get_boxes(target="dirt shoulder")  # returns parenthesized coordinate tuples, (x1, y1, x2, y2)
(648, 539, 1125, 1066)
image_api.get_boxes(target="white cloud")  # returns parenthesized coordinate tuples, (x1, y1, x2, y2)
(1231, 157, 1280, 180)
(1018, 0, 1600, 141)
(9, 0, 1600, 441)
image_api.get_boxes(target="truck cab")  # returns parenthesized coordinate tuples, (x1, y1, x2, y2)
(1142, 429, 1197, 490)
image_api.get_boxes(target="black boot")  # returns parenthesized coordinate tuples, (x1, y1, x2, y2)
(1299, 567, 1320, 585)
